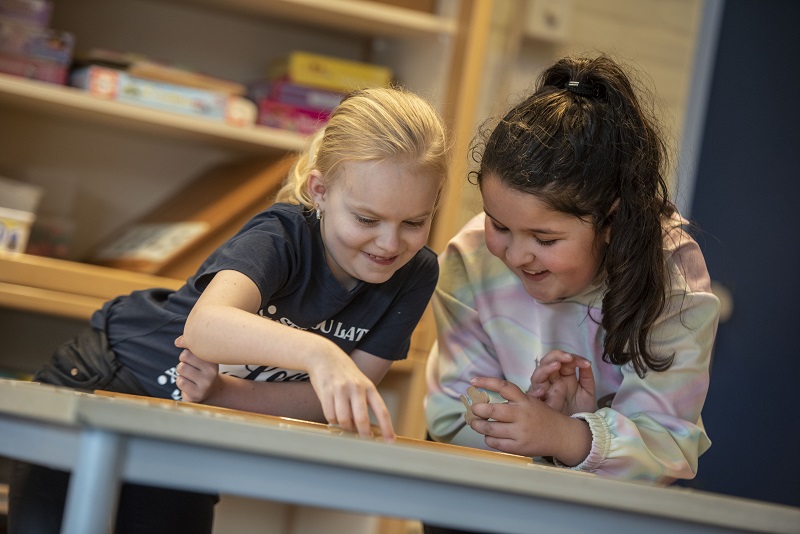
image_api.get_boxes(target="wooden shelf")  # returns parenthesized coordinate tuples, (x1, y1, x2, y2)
(0, 74, 308, 156)
(0, 252, 182, 320)
(163, 0, 457, 39)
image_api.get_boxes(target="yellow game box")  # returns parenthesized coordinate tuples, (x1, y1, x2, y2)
(269, 51, 392, 93)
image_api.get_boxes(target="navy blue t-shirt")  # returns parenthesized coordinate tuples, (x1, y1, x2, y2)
(91, 203, 438, 400)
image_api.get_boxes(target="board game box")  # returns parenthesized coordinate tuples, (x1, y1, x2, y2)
(71, 65, 256, 126)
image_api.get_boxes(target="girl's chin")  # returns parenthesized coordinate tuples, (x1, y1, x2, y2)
(522, 285, 565, 303)
(529, 294, 563, 304)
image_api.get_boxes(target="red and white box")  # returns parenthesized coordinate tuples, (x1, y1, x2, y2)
(247, 80, 342, 134)
(255, 100, 331, 135)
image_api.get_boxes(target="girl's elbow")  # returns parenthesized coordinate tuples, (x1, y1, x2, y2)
(183, 307, 210, 345)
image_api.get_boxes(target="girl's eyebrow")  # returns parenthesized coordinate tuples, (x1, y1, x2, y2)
(352, 204, 433, 220)
(484, 206, 561, 235)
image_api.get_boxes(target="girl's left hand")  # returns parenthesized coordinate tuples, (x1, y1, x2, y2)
(175, 347, 220, 403)
(468, 377, 591, 462)
(527, 350, 596, 415)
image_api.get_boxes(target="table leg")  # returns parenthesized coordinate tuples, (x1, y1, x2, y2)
(61, 429, 123, 534)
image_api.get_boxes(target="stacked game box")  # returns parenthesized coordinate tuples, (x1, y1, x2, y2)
(248, 51, 392, 134)
(247, 79, 344, 135)
(0, 0, 74, 84)
(71, 64, 257, 127)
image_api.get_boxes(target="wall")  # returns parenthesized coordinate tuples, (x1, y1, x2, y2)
(679, 0, 800, 507)
(457, 0, 703, 227)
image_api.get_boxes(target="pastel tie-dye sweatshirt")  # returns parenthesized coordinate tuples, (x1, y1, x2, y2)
(425, 212, 720, 483)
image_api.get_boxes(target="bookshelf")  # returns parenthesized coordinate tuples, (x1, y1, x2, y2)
(0, 0, 491, 440)
(0, 3, 493, 532)
(0, 74, 308, 155)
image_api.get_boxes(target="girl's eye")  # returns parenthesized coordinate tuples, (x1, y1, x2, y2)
(404, 219, 427, 228)
(489, 217, 556, 244)
(490, 220, 508, 232)
(355, 215, 378, 226)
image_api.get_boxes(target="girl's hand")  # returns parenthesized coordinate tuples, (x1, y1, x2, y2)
(469, 377, 592, 464)
(175, 348, 220, 403)
(527, 350, 596, 415)
(308, 348, 395, 441)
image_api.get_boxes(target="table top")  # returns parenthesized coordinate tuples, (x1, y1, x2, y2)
(1, 378, 798, 533)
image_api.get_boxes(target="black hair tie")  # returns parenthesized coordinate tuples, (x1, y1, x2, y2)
(565, 80, 604, 98)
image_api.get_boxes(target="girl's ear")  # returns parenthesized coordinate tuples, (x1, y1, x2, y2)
(307, 170, 327, 205)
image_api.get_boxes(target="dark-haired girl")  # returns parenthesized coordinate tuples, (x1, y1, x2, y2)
(426, 54, 720, 484)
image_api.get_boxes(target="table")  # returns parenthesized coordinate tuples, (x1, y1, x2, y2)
(1, 379, 798, 534)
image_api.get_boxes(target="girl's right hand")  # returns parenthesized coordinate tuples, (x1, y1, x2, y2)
(308, 350, 395, 441)
(175, 348, 220, 403)
(527, 350, 596, 415)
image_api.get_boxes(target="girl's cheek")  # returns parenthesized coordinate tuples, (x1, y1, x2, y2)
(484, 233, 504, 259)
(407, 231, 429, 253)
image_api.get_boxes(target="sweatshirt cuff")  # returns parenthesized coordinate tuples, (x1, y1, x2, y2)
(553, 411, 611, 472)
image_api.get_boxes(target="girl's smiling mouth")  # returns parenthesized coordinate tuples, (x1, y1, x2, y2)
(364, 251, 399, 265)
(522, 268, 548, 280)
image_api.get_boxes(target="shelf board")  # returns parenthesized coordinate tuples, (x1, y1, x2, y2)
(0, 252, 182, 320)
(0, 74, 308, 155)
(0, 282, 105, 320)
(164, 0, 457, 39)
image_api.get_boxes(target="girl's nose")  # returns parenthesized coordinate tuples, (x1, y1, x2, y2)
(375, 226, 401, 252)
(505, 238, 533, 267)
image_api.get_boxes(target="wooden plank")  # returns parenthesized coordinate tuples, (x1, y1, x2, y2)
(0, 253, 182, 300)
(0, 282, 103, 319)
(430, 0, 495, 254)
(164, 0, 457, 39)
(0, 74, 307, 155)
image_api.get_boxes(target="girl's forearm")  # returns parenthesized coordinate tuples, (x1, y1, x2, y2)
(204, 373, 325, 421)
(183, 303, 340, 373)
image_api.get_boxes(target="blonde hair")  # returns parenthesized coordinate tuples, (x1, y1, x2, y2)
(275, 86, 449, 208)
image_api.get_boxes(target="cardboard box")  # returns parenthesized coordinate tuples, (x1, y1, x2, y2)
(255, 100, 331, 135)
(0, 206, 35, 252)
(268, 51, 392, 93)
(71, 65, 257, 127)
(0, 175, 42, 253)
(0, 18, 73, 64)
(83, 48, 247, 95)
(0, 0, 53, 27)
(247, 79, 341, 133)
(248, 79, 343, 112)
(0, 50, 65, 82)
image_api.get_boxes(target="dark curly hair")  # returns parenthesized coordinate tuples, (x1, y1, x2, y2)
(473, 55, 675, 378)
